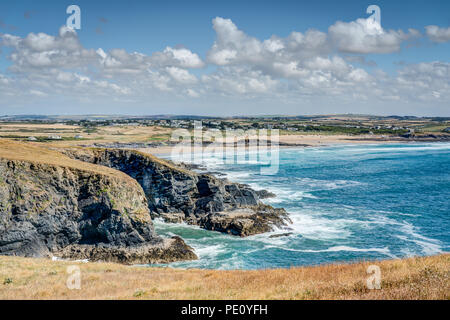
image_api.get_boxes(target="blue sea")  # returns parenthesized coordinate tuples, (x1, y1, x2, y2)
(153, 143, 450, 270)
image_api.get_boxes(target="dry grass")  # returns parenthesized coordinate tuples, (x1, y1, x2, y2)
(0, 139, 138, 184)
(0, 123, 174, 146)
(55, 145, 193, 176)
(1, 122, 446, 154)
(0, 254, 448, 300)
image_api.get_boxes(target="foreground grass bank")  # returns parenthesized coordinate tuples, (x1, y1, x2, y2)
(0, 254, 448, 300)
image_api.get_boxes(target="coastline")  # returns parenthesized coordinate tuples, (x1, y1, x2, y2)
(142, 140, 449, 270)
(137, 134, 450, 156)
(0, 137, 448, 292)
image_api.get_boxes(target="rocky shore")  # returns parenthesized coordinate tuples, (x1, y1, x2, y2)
(0, 140, 196, 264)
(0, 140, 291, 264)
(59, 147, 291, 236)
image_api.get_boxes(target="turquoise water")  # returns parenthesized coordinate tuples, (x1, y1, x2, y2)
(153, 143, 450, 270)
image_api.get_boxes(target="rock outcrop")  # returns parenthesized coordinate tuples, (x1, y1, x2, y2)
(60, 147, 291, 236)
(0, 140, 196, 263)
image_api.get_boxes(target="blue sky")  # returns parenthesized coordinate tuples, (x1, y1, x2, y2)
(0, 0, 449, 116)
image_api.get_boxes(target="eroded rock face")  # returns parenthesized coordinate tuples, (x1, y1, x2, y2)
(0, 158, 196, 263)
(60, 148, 292, 236)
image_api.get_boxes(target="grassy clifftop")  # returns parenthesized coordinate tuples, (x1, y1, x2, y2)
(0, 254, 448, 299)
(0, 139, 197, 263)
(0, 139, 138, 183)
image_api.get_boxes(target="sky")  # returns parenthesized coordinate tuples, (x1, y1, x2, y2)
(0, 0, 449, 116)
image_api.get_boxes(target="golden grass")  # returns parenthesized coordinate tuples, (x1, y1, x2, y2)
(0, 254, 448, 300)
(0, 139, 138, 184)
(0, 123, 174, 146)
(54, 144, 193, 176)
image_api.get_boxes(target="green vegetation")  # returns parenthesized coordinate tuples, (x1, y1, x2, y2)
(3, 277, 13, 285)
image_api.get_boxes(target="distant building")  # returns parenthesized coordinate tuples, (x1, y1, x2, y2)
(74, 135, 83, 139)
(47, 135, 62, 140)
(27, 136, 37, 141)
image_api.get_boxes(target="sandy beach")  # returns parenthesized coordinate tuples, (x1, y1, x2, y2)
(138, 134, 407, 156)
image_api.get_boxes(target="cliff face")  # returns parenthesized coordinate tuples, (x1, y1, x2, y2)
(60, 148, 291, 236)
(0, 141, 196, 264)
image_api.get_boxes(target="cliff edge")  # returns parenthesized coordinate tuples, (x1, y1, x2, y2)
(0, 140, 196, 264)
(59, 147, 292, 236)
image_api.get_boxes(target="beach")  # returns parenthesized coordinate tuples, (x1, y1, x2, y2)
(137, 134, 408, 156)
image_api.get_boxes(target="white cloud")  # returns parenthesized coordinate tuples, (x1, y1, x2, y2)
(329, 18, 420, 54)
(425, 25, 450, 43)
(201, 66, 281, 96)
(0, 18, 448, 115)
(185, 88, 200, 98)
(2, 26, 97, 72)
(29, 89, 47, 97)
(165, 66, 197, 84)
(395, 61, 450, 100)
(162, 47, 204, 68)
(207, 17, 265, 66)
(207, 17, 330, 69)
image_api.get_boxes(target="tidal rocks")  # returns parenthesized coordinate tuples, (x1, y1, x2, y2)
(60, 148, 291, 236)
(199, 205, 290, 237)
(254, 189, 276, 199)
(269, 232, 293, 238)
(55, 236, 196, 264)
(0, 141, 197, 263)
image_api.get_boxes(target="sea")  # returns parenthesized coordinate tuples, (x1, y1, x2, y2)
(152, 142, 450, 270)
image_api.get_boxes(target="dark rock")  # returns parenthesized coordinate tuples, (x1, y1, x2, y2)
(55, 236, 196, 264)
(199, 205, 291, 237)
(0, 157, 197, 263)
(60, 148, 292, 236)
(268, 232, 293, 238)
(255, 189, 276, 199)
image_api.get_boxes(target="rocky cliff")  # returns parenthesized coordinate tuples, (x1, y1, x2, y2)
(0, 140, 196, 264)
(59, 147, 291, 236)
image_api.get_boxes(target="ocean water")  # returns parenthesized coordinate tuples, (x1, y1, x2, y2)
(152, 143, 450, 270)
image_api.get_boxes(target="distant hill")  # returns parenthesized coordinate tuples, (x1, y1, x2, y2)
(1, 114, 448, 122)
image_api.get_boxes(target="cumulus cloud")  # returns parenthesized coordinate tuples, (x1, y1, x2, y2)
(160, 47, 204, 68)
(0, 25, 206, 101)
(95, 45, 204, 77)
(202, 66, 281, 96)
(425, 25, 450, 43)
(165, 66, 197, 84)
(329, 18, 420, 54)
(207, 17, 329, 69)
(204, 17, 372, 97)
(396, 61, 450, 100)
(1, 26, 98, 72)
